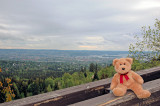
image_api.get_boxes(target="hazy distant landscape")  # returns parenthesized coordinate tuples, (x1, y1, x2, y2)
(0, 49, 128, 77)
(0, 49, 128, 78)
(0, 49, 128, 63)
(0, 49, 128, 73)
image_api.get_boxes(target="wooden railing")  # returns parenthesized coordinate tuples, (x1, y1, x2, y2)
(1, 67, 160, 106)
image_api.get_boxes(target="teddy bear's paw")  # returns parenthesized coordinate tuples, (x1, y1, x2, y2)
(138, 79, 144, 84)
(137, 90, 151, 99)
(113, 88, 126, 96)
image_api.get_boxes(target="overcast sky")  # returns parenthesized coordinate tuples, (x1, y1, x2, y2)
(0, 0, 160, 50)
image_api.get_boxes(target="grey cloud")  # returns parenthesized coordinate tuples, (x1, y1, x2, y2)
(0, 25, 6, 30)
(0, 33, 24, 41)
(0, 0, 159, 50)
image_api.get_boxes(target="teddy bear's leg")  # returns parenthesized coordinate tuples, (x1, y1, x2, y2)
(112, 84, 127, 96)
(130, 83, 151, 99)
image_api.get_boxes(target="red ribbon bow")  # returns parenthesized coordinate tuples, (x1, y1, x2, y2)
(120, 73, 129, 84)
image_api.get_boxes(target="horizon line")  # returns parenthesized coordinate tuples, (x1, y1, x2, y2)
(0, 48, 129, 52)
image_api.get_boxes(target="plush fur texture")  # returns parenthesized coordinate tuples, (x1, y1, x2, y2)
(110, 58, 151, 99)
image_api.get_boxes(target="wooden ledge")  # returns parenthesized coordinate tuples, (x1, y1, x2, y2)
(70, 78, 160, 106)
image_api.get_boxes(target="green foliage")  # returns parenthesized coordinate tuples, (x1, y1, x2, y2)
(46, 85, 52, 92)
(129, 19, 160, 60)
(13, 82, 20, 99)
(92, 72, 99, 81)
(131, 57, 160, 71)
(27, 82, 40, 95)
(98, 66, 115, 80)
(20, 93, 25, 98)
(27, 92, 33, 97)
(98, 68, 108, 79)
(89, 63, 98, 72)
(89, 63, 95, 72)
(45, 77, 55, 90)
(106, 66, 115, 78)
(85, 71, 94, 83)
(61, 73, 73, 88)
(0, 60, 88, 80)
(128, 18, 160, 70)
(2, 56, 160, 103)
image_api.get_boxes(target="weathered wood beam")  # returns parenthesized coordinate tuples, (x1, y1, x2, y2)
(70, 78, 160, 106)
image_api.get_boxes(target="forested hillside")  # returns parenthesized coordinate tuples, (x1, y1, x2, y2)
(1, 56, 160, 103)
(0, 50, 128, 103)
(0, 61, 110, 102)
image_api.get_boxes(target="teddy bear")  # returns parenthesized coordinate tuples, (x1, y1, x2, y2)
(110, 58, 151, 99)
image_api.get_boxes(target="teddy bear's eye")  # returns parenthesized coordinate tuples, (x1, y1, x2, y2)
(124, 63, 125, 65)
(120, 64, 122, 65)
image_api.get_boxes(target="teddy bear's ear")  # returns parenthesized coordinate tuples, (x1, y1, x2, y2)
(113, 59, 119, 66)
(126, 58, 133, 64)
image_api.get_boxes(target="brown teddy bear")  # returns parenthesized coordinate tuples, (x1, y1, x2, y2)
(110, 58, 151, 99)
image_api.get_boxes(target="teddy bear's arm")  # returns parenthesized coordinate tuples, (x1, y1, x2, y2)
(131, 71, 144, 84)
(110, 73, 118, 90)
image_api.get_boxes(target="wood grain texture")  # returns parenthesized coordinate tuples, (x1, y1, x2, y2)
(70, 78, 160, 106)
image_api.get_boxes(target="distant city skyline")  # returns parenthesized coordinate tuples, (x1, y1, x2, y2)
(0, 0, 160, 50)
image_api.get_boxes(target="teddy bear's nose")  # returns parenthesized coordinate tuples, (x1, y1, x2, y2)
(122, 68, 125, 70)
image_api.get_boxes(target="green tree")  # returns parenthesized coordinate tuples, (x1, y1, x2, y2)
(20, 93, 25, 98)
(85, 71, 94, 83)
(89, 63, 95, 72)
(72, 72, 80, 85)
(61, 73, 73, 88)
(54, 78, 61, 90)
(129, 19, 160, 61)
(45, 77, 55, 90)
(46, 85, 52, 92)
(13, 82, 20, 99)
(27, 82, 40, 95)
(21, 81, 28, 97)
(98, 68, 108, 79)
